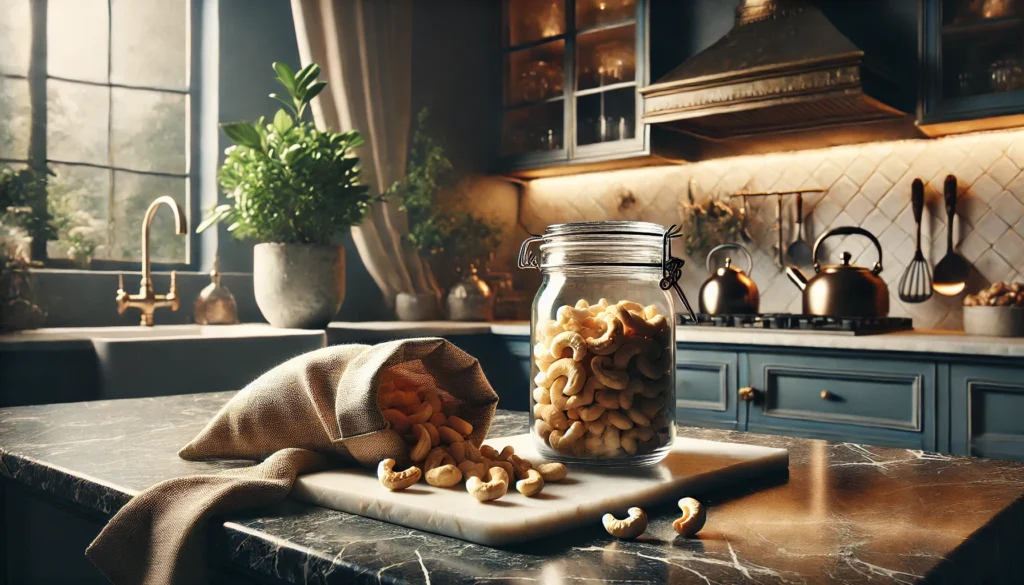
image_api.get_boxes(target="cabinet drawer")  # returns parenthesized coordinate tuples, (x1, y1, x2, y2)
(746, 353, 935, 450)
(675, 347, 739, 429)
(951, 364, 1024, 460)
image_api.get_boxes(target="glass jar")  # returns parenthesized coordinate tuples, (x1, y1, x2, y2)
(518, 221, 695, 466)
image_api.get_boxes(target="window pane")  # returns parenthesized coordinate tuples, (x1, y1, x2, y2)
(46, 163, 111, 262)
(110, 171, 187, 263)
(111, 88, 186, 174)
(111, 0, 187, 90)
(577, 23, 635, 91)
(47, 79, 110, 165)
(0, 77, 31, 160)
(47, 0, 109, 83)
(506, 0, 565, 47)
(0, 0, 31, 76)
(576, 87, 636, 145)
(576, 0, 636, 30)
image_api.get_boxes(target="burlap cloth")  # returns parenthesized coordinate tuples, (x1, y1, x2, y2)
(86, 338, 499, 585)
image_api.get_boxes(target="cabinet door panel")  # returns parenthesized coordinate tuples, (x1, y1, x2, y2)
(952, 364, 1024, 460)
(675, 347, 738, 430)
(746, 353, 936, 450)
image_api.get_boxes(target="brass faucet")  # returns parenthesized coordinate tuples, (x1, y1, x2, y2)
(115, 196, 188, 326)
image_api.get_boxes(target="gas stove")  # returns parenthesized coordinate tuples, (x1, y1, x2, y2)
(678, 313, 913, 336)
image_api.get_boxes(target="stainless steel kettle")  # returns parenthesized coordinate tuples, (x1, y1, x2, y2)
(698, 244, 760, 315)
(785, 226, 889, 318)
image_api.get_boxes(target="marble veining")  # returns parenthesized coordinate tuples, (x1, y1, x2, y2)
(2, 392, 1024, 584)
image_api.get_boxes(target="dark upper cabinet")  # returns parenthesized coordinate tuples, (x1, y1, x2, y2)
(497, 0, 689, 178)
(919, 0, 1024, 135)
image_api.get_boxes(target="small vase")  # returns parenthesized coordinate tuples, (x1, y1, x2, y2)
(253, 243, 345, 329)
(396, 292, 439, 321)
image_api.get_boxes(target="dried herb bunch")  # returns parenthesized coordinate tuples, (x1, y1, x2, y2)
(678, 196, 746, 257)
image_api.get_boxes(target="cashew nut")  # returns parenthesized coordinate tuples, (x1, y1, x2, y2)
(464, 441, 483, 463)
(429, 412, 447, 427)
(603, 425, 621, 451)
(609, 305, 658, 338)
(557, 304, 593, 326)
(421, 421, 440, 447)
(627, 407, 651, 427)
(516, 468, 545, 497)
(480, 444, 500, 460)
(383, 409, 411, 433)
(586, 418, 607, 435)
(425, 463, 463, 488)
(620, 430, 638, 455)
(584, 433, 604, 453)
(534, 370, 553, 389)
(549, 377, 570, 410)
(448, 441, 467, 464)
(587, 298, 610, 315)
(579, 404, 605, 422)
(438, 425, 464, 445)
(424, 447, 450, 471)
(409, 424, 431, 462)
(595, 389, 620, 410)
(637, 348, 671, 380)
(533, 385, 551, 405)
(447, 415, 474, 436)
(546, 358, 585, 396)
(619, 379, 641, 410)
(673, 497, 706, 537)
(550, 331, 588, 361)
(586, 313, 624, 356)
(612, 342, 643, 370)
(617, 300, 645, 314)
(591, 356, 629, 390)
(565, 380, 595, 409)
(377, 458, 422, 491)
(541, 404, 570, 431)
(465, 466, 509, 502)
(534, 419, 554, 440)
(602, 507, 648, 539)
(458, 459, 488, 480)
(490, 459, 515, 480)
(642, 304, 660, 320)
(550, 420, 585, 451)
(495, 445, 515, 461)
(536, 461, 568, 482)
(406, 402, 433, 425)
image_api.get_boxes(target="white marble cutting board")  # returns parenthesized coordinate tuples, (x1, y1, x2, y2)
(292, 433, 788, 546)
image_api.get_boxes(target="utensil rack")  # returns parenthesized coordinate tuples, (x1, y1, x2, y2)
(728, 189, 826, 269)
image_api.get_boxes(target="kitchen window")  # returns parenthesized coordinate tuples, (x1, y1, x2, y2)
(0, 0, 197, 268)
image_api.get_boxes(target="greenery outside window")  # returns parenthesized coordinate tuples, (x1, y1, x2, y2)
(0, 0, 197, 269)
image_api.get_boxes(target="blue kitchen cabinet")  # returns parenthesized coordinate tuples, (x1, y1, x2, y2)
(743, 353, 938, 451)
(675, 349, 740, 430)
(951, 364, 1024, 460)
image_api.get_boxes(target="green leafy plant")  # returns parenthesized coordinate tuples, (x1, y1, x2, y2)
(387, 109, 502, 269)
(0, 167, 56, 244)
(196, 62, 374, 244)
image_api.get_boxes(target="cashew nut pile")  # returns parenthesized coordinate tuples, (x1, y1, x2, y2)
(964, 281, 1024, 307)
(376, 371, 569, 500)
(532, 298, 674, 459)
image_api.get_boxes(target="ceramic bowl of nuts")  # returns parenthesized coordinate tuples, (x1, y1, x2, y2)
(963, 281, 1024, 337)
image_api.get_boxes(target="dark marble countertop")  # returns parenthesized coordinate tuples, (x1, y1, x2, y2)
(2, 393, 1024, 584)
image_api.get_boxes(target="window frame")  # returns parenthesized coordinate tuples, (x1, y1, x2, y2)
(0, 0, 203, 272)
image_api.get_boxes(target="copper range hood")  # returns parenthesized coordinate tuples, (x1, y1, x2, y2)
(640, 0, 913, 143)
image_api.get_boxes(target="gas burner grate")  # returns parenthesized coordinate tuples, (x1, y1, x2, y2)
(680, 313, 913, 335)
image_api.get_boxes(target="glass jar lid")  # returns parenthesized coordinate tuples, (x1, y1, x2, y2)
(519, 221, 697, 321)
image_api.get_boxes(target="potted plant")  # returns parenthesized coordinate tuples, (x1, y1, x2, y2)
(387, 109, 502, 321)
(197, 62, 374, 328)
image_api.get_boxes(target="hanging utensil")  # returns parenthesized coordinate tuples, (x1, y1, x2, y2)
(898, 178, 933, 303)
(933, 175, 970, 296)
(772, 194, 785, 268)
(786, 192, 813, 266)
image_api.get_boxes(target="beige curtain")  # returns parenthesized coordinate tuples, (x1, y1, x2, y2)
(291, 0, 437, 305)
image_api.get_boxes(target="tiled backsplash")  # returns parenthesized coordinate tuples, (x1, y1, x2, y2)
(517, 128, 1024, 330)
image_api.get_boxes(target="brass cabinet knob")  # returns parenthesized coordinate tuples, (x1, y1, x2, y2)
(738, 386, 756, 402)
(820, 390, 832, 400)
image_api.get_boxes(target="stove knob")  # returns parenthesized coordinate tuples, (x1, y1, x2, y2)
(738, 386, 756, 402)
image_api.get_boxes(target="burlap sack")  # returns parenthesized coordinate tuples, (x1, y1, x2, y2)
(87, 338, 499, 585)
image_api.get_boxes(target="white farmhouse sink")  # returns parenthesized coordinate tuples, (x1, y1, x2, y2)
(0, 324, 325, 402)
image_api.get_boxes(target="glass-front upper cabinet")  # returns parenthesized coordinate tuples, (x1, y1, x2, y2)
(501, 0, 645, 175)
(919, 0, 1024, 134)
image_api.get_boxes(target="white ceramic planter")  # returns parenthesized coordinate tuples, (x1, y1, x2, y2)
(253, 243, 345, 329)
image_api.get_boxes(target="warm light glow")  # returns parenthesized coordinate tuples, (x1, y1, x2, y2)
(933, 282, 967, 296)
(599, 2, 607, 10)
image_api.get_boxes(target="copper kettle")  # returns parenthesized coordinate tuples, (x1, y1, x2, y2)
(698, 244, 760, 315)
(785, 226, 889, 318)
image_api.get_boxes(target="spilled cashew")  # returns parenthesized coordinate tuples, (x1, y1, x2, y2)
(673, 497, 706, 537)
(447, 415, 474, 436)
(466, 466, 509, 502)
(458, 459, 488, 480)
(515, 468, 545, 497)
(425, 463, 462, 487)
(438, 425, 464, 445)
(602, 507, 648, 539)
(377, 458, 421, 491)
(536, 462, 568, 482)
